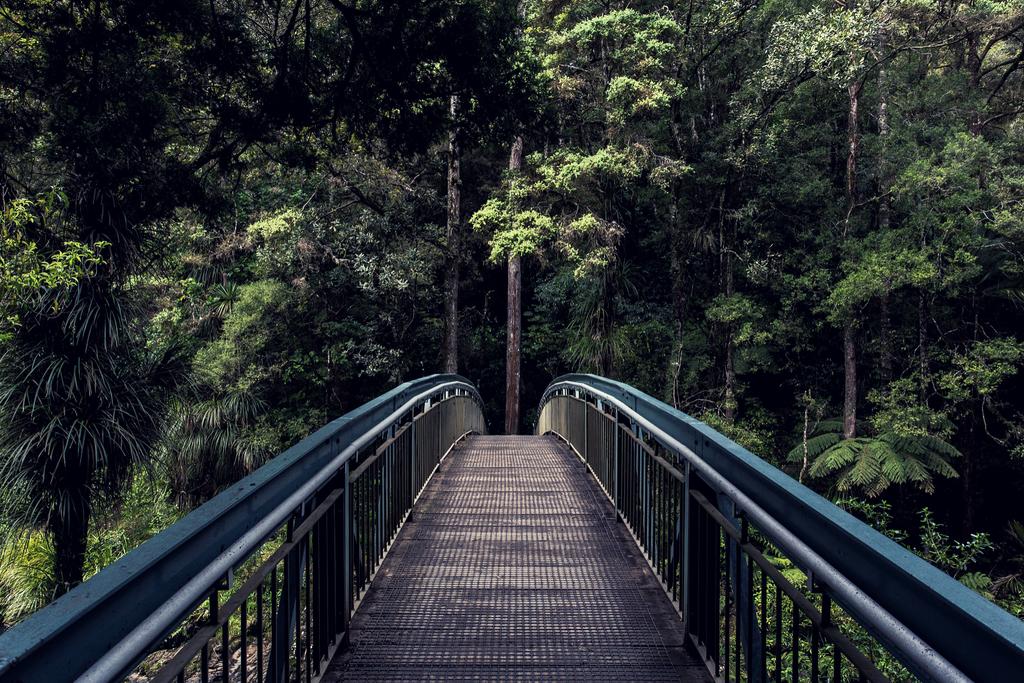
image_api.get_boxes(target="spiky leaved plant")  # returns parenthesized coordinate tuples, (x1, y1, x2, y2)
(0, 244, 185, 594)
(162, 390, 270, 508)
(788, 418, 960, 497)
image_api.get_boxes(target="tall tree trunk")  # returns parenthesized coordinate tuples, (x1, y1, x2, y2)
(843, 321, 857, 438)
(669, 197, 688, 409)
(918, 224, 930, 399)
(843, 80, 861, 237)
(842, 73, 862, 438)
(442, 95, 461, 373)
(800, 400, 811, 483)
(715, 187, 737, 421)
(724, 232, 736, 421)
(877, 48, 893, 385)
(50, 493, 90, 596)
(598, 270, 613, 377)
(504, 135, 524, 434)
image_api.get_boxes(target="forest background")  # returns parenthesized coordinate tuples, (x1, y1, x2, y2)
(2, 0, 1024, 628)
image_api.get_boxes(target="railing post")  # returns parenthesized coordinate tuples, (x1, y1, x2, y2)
(270, 512, 305, 683)
(612, 409, 620, 516)
(410, 410, 417, 507)
(681, 460, 691, 629)
(342, 461, 352, 646)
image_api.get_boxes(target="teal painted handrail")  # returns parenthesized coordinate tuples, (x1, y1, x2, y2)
(0, 374, 483, 682)
(539, 374, 1024, 682)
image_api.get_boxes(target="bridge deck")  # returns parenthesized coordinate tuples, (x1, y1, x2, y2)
(325, 435, 709, 681)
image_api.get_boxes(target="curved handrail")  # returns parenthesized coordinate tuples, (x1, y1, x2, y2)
(0, 374, 484, 682)
(539, 374, 1024, 682)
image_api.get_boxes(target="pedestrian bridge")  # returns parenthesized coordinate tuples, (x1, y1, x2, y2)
(1, 375, 1023, 682)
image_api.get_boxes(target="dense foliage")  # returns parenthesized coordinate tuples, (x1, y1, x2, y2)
(2, 0, 1024, 630)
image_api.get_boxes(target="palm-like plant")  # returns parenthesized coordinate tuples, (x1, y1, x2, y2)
(208, 281, 241, 319)
(162, 390, 270, 508)
(566, 263, 639, 374)
(789, 419, 960, 497)
(0, 283, 185, 594)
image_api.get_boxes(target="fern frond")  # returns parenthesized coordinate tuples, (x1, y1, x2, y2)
(921, 450, 959, 479)
(788, 433, 843, 462)
(847, 442, 883, 486)
(807, 440, 858, 478)
(810, 418, 845, 435)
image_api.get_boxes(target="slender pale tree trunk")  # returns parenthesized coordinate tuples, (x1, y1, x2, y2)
(714, 187, 737, 421)
(442, 95, 461, 373)
(918, 221, 932, 401)
(842, 73, 862, 439)
(877, 45, 894, 385)
(800, 401, 811, 483)
(505, 136, 524, 434)
(842, 321, 857, 438)
(724, 232, 736, 422)
(669, 197, 688, 409)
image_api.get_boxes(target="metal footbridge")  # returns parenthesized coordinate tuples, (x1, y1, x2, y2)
(1, 375, 1023, 682)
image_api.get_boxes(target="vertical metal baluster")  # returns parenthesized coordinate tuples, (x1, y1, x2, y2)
(822, 591, 839, 683)
(652, 452, 658, 560)
(371, 459, 378, 570)
(657, 464, 663, 573)
(747, 555, 754, 682)
(316, 511, 324, 664)
(775, 582, 782, 683)
(700, 502, 708, 654)
(692, 500, 702, 648)
(270, 564, 278, 681)
(761, 566, 768, 680)
(257, 581, 265, 683)
(724, 526, 731, 682)
(664, 471, 670, 582)
(791, 600, 800, 683)
(643, 443, 650, 554)
(624, 436, 631, 527)
(811, 619, 819, 682)
(342, 460, 352, 644)
(355, 473, 362, 595)
(651, 461, 657, 567)
(339, 462, 347, 630)
(360, 473, 367, 592)
(295, 546, 302, 683)
(305, 533, 312, 683)
(735, 532, 741, 683)
(631, 441, 637, 541)
(221, 605, 229, 682)
(202, 589, 215, 683)
(613, 420, 620, 511)
(711, 510, 722, 671)
(209, 589, 220, 683)
(240, 596, 248, 683)
(410, 416, 417, 507)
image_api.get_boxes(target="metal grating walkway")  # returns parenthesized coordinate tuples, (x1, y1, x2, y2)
(324, 435, 709, 681)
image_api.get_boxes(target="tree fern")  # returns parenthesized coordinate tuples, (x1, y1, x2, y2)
(793, 421, 960, 497)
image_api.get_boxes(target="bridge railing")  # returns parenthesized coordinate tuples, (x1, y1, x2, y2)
(0, 374, 485, 682)
(537, 374, 1024, 683)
